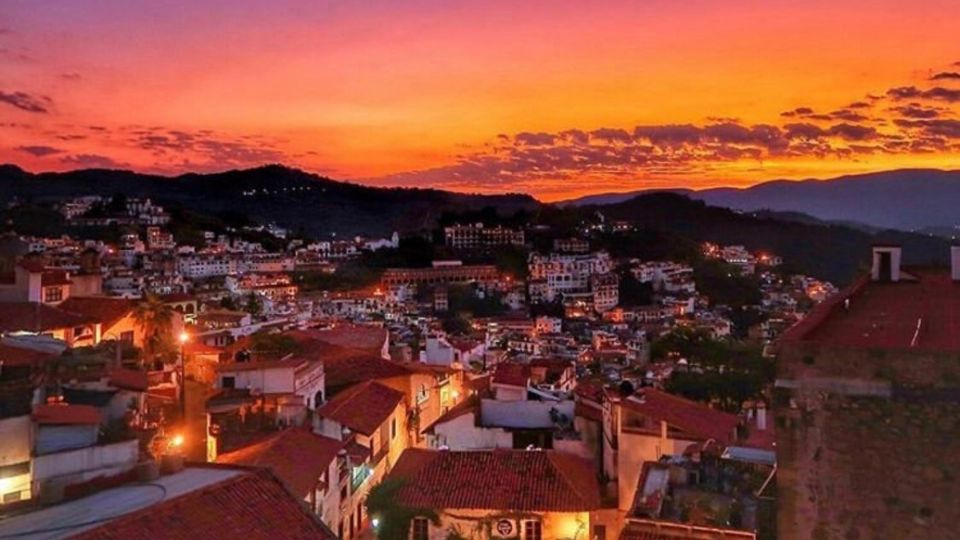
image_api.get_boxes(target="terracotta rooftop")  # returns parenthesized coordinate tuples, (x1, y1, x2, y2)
(781, 269, 960, 352)
(68, 466, 336, 540)
(60, 296, 136, 328)
(41, 270, 72, 287)
(107, 367, 149, 392)
(33, 403, 101, 425)
(316, 380, 404, 436)
(389, 448, 601, 512)
(491, 362, 530, 387)
(321, 351, 411, 393)
(216, 427, 346, 500)
(622, 388, 739, 445)
(295, 325, 387, 353)
(0, 302, 96, 333)
(0, 342, 56, 368)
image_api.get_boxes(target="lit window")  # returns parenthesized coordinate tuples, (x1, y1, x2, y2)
(522, 520, 542, 540)
(44, 287, 63, 303)
(412, 517, 429, 540)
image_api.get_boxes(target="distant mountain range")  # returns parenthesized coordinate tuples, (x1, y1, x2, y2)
(593, 193, 950, 284)
(1, 163, 957, 284)
(561, 169, 960, 232)
(0, 164, 539, 237)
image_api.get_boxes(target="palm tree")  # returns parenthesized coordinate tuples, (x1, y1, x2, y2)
(133, 293, 175, 366)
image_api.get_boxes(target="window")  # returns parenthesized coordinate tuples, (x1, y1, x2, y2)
(412, 517, 429, 540)
(222, 376, 236, 389)
(416, 384, 429, 405)
(120, 331, 134, 343)
(521, 520, 542, 540)
(44, 287, 63, 303)
(592, 525, 607, 540)
(391, 417, 397, 440)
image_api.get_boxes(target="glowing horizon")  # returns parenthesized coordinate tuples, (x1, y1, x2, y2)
(2, 0, 960, 201)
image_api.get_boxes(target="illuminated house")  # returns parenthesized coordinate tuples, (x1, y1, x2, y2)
(315, 381, 409, 537)
(386, 448, 601, 540)
(217, 427, 352, 535)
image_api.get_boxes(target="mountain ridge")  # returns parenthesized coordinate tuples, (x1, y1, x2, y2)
(0, 163, 541, 237)
(559, 168, 960, 231)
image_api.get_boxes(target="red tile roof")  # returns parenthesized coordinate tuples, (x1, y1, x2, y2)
(160, 293, 196, 303)
(41, 270, 72, 287)
(70, 467, 337, 540)
(295, 325, 387, 353)
(217, 428, 345, 499)
(389, 448, 601, 512)
(108, 368, 149, 392)
(491, 362, 529, 387)
(33, 403, 101, 425)
(321, 352, 411, 392)
(0, 342, 56, 368)
(782, 269, 960, 352)
(0, 302, 96, 332)
(60, 296, 136, 328)
(622, 388, 739, 444)
(316, 380, 404, 436)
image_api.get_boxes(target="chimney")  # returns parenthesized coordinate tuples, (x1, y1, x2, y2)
(756, 402, 767, 431)
(871, 245, 901, 282)
(952, 246, 960, 281)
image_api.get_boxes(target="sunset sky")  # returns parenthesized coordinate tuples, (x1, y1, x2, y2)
(2, 0, 959, 200)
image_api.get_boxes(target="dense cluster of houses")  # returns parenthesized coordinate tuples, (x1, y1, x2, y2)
(0, 210, 848, 540)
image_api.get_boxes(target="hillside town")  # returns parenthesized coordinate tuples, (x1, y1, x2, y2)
(0, 196, 901, 540)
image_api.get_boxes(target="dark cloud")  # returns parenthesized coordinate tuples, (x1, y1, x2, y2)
(60, 153, 129, 169)
(60, 72, 82, 81)
(633, 124, 702, 145)
(827, 123, 878, 140)
(589, 128, 632, 144)
(513, 132, 556, 146)
(559, 129, 589, 145)
(887, 86, 923, 100)
(16, 145, 64, 157)
(922, 86, 960, 102)
(783, 123, 826, 139)
(125, 127, 289, 169)
(0, 90, 51, 113)
(931, 72, 960, 81)
(780, 107, 814, 117)
(829, 109, 869, 122)
(891, 104, 942, 119)
(846, 101, 871, 109)
(887, 85, 960, 102)
(894, 119, 960, 138)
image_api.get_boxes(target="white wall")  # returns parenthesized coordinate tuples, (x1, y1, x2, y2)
(32, 439, 138, 495)
(431, 413, 512, 450)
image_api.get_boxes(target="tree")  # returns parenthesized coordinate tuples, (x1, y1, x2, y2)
(366, 478, 438, 540)
(132, 294, 176, 365)
(441, 313, 472, 335)
(618, 272, 654, 306)
(244, 292, 263, 316)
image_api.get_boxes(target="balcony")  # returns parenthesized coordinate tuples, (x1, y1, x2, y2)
(350, 464, 372, 492)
